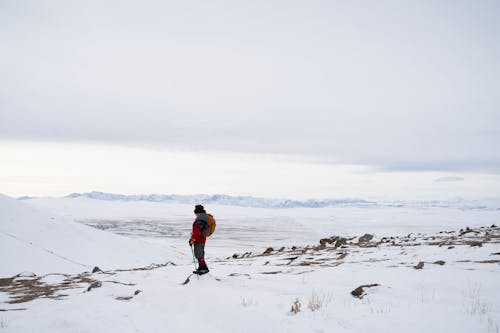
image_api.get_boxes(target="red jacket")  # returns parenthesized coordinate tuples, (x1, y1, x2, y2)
(191, 214, 207, 244)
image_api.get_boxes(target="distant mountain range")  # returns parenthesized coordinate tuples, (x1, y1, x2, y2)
(18, 191, 500, 211)
(63, 191, 373, 208)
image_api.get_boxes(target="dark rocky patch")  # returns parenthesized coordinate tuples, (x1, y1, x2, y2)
(263, 247, 274, 255)
(414, 262, 425, 269)
(358, 234, 374, 244)
(86, 281, 102, 292)
(351, 284, 380, 298)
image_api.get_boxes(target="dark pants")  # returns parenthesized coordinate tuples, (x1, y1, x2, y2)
(193, 243, 205, 260)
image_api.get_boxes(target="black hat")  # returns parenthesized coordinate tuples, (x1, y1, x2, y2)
(194, 205, 206, 214)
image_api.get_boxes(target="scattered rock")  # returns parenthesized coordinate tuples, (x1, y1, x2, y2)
(433, 260, 446, 265)
(0, 277, 14, 287)
(92, 266, 102, 273)
(263, 247, 274, 255)
(134, 290, 141, 295)
(358, 234, 374, 244)
(241, 252, 252, 258)
(181, 275, 191, 285)
(16, 272, 36, 279)
(460, 228, 478, 236)
(448, 246, 455, 249)
(314, 244, 326, 251)
(284, 256, 299, 265)
(228, 273, 251, 278)
(351, 284, 379, 298)
(320, 238, 333, 245)
(86, 281, 102, 292)
(467, 241, 483, 247)
(232, 253, 239, 259)
(278, 247, 285, 252)
(478, 260, 500, 264)
(335, 238, 347, 248)
(414, 261, 424, 269)
(338, 253, 348, 260)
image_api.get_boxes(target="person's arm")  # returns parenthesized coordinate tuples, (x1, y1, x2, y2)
(189, 221, 201, 245)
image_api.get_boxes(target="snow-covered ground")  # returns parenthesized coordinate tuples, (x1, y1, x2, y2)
(0, 195, 183, 276)
(1, 195, 499, 332)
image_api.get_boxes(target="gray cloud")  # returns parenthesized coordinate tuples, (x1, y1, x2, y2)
(1, 0, 499, 172)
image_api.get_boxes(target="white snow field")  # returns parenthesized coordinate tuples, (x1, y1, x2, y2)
(0, 194, 183, 276)
(1, 195, 499, 333)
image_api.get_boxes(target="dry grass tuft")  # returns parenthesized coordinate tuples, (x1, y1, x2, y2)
(307, 290, 332, 311)
(290, 298, 301, 314)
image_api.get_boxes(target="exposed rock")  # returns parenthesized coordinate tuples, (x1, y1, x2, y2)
(335, 238, 347, 248)
(414, 261, 424, 269)
(313, 244, 326, 251)
(92, 266, 102, 273)
(320, 238, 333, 245)
(0, 277, 14, 287)
(460, 228, 478, 236)
(433, 260, 446, 265)
(86, 281, 102, 292)
(358, 234, 374, 244)
(478, 260, 500, 264)
(263, 247, 274, 255)
(351, 284, 380, 298)
(134, 290, 141, 295)
(338, 253, 348, 260)
(467, 241, 483, 247)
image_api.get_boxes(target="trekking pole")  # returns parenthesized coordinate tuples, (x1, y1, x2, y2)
(190, 245, 197, 271)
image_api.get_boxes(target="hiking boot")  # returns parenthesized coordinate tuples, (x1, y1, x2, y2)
(195, 264, 209, 275)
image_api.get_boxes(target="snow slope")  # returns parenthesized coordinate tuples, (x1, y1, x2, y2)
(1, 223, 499, 333)
(1, 195, 499, 333)
(0, 194, 183, 276)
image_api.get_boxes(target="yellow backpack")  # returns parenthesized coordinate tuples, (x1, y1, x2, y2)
(203, 214, 216, 237)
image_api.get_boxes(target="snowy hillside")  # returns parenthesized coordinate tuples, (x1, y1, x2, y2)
(0, 194, 182, 276)
(1, 195, 499, 332)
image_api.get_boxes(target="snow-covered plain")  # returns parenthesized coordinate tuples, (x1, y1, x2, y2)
(1, 195, 499, 332)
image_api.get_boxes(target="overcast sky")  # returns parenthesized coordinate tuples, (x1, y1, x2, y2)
(1, 1, 499, 199)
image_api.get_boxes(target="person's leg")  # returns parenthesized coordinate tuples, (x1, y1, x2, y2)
(193, 243, 209, 273)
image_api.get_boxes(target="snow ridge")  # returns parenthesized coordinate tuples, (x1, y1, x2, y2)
(63, 191, 371, 208)
(28, 191, 500, 210)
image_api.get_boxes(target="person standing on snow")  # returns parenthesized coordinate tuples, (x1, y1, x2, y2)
(189, 205, 210, 275)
